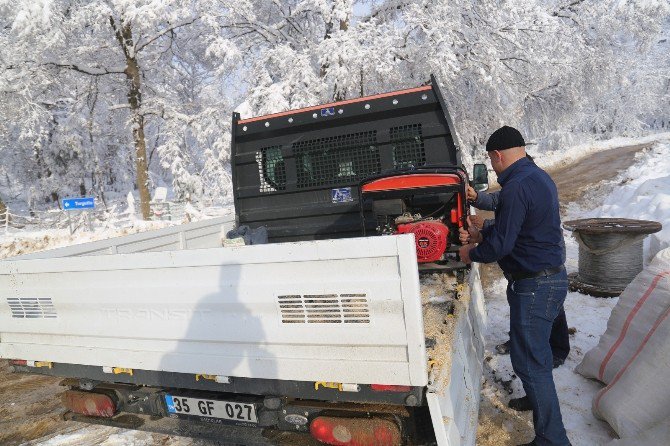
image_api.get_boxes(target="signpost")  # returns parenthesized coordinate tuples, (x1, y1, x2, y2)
(62, 197, 95, 234)
(62, 197, 95, 210)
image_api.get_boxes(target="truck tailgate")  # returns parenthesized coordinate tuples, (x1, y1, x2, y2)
(0, 235, 427, 387)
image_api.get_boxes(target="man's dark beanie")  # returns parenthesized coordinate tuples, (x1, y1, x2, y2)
(486, 126, 525, 152)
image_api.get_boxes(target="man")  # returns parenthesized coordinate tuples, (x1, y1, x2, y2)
(459, 126, 571, 446)
(466, 153, 532, 231)
(467, 179, 570, 377)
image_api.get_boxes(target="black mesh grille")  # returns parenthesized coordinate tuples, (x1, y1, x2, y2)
(294, 131, 379, 188)
(391, 124, 425, 169)
(257, 146, 286, 193)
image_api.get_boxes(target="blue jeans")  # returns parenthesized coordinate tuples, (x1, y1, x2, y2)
(550, 307, 570, 362)
(507, 268, 571, 446)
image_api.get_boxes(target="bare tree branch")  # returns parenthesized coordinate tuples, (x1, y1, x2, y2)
(135, 18, 200, 53)
(500, 57, 531, 64)
(43, 62, 124, 76)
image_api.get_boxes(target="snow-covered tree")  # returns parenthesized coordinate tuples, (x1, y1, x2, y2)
(0, 0, 668, 213)
(1, 0, 237, 216)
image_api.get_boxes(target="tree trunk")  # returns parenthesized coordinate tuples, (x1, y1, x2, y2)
(112, 18, 152, 220)
(126, 59, 151, 220)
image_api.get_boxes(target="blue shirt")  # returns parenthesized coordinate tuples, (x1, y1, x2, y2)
(473, 190, 499, 212)
(472, 190, 499, 230)
(469, 157, 565, 274)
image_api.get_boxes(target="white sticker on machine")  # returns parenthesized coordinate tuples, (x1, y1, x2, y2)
(331, 187, 353, 203)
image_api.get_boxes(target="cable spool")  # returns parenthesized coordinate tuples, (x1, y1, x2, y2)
(563, 218, 662, 297)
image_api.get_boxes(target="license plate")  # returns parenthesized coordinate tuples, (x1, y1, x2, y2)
(165, 395, 258, 424)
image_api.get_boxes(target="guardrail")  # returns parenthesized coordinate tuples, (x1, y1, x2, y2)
(0, 201, 230, 237)
(151, 201, 182, 221)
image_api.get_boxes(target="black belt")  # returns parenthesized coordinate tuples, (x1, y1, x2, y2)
(504, 266, 564, 282)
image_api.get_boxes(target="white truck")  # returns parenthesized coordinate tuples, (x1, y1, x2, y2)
(0, 79, 488, 446)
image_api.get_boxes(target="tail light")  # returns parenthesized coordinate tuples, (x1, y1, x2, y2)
(61, 390, 116, 418)
(9, 359, 52, 368)
(310, 416, 401, 446)
(370, 384, 411, 393)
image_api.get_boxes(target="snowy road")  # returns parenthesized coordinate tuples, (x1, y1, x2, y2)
(1, 137, 668, 446)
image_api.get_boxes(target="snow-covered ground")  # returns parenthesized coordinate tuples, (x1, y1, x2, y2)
(480, 139, 670, 445)
(27, 427, 189, 446)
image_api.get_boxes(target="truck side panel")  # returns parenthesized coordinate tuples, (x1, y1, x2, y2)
(12, 216, 234, 260)
(427, 263, 486, 446)
(0, 235, 428, 387)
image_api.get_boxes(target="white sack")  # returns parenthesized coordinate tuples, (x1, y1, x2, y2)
(606, 419, 670, 446)
(590, 298, 670, 439)
(574, 248, 670, 439)
(576, 247, 670, 383)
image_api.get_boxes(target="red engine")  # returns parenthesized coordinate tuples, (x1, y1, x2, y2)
(396, 221, 450, 263)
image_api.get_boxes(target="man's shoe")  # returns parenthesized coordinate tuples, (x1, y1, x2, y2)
(495, 339, 511, 355)
(508, 395, 532, 411)
(553, 356, 566, 369)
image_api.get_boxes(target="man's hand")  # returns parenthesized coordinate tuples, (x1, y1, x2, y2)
(459, 243, 476, 264)
(466, 185, 478, 202)
(459, 216, 483, 244)
(458, 225, 471, 244)
(469, 214, 485, 230)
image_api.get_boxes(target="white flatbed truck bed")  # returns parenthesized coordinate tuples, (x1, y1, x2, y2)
(1, 216, 485, 445)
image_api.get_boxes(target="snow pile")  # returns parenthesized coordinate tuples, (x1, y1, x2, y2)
(584, 141, 670, 259)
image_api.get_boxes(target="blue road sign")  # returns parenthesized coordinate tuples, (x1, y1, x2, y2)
(62, 197, 95, 211)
